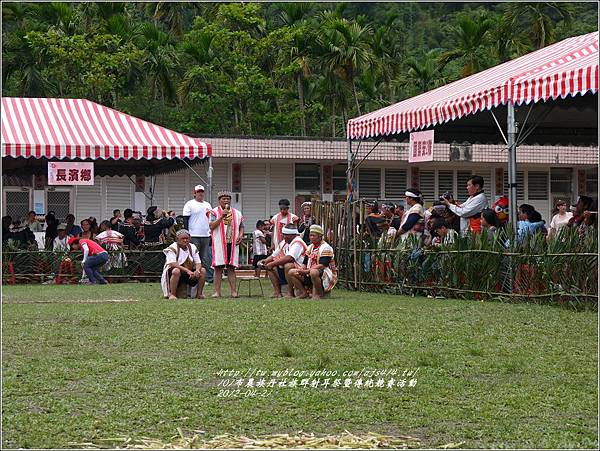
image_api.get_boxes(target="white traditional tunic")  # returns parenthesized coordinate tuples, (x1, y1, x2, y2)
(210, 206, 244, 267)
(271, 212, 299, 249)
(399, 203, 424, 241)
(160, 242, 201, 297)
(305, 240, 338, 293)
(272, 236, 307, 267)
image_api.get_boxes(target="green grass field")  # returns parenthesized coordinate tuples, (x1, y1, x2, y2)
(2, 282, 598, 449)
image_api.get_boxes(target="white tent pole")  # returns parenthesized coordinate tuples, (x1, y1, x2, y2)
(507, 102, 518, 233)
(208, 156, 213, 205)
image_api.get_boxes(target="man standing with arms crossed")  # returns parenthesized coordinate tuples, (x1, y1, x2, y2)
(183, 185, 214, 283)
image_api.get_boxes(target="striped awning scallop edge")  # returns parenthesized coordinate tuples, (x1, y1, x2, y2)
(1, 97, 212, 160)
(348, 31, 599, 140)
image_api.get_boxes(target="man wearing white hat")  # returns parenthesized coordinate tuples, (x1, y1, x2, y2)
(183, 184, 213, 283)
(258, 224, 307, 298)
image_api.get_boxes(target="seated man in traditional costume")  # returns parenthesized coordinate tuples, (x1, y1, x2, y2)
(258, 224, 307, 298)
(209, 191, 244, 298)
(288, 225, 337, 299)
(161, 229, 206, 300)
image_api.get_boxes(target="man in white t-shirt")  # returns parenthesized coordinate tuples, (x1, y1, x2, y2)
(182, 185, 213, 283)
(258, 224, 307, 298)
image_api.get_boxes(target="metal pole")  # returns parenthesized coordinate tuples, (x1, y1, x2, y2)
(507, 102, 518, 233)
(208, 156, 213, 205)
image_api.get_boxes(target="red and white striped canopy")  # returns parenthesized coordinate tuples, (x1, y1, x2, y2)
(348, 31, 599, 140)
(1, 97, 212, 160)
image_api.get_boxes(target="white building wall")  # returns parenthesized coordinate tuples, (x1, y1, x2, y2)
(75, 176, 104, 220)
(268, 162, 294, 217)
(241, 163, 268, 228)
(105, 176, 134, 219)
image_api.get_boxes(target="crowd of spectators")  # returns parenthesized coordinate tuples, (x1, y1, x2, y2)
(360, 174, 597, 248)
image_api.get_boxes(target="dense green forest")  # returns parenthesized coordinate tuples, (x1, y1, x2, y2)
(2, 2, 598, 137)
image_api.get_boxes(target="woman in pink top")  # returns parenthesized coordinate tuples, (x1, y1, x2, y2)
(68, 237, 109, 284)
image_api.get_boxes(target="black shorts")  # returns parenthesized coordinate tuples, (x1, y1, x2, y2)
(168, 268, 199, 287)
(277, 266, 288, 285)
(253, 254, 268, 268)
(303, 269, 325, 288)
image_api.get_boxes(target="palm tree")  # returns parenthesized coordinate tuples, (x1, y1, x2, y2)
(2, 31, 55, 97)
(137, 23, 179, 102)
(504, 2, 574, 49)
(489, 14, 531, 63)
(152, 2, 190, 38)
(401, 49, 447, 94)
(276, 2, 313, 27)
(440, 13, 493, 77)
(177, 29, 220, 101)
(317, 17, 374, 116)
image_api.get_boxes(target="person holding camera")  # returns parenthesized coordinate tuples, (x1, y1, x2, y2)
(440, 175, 488, 234)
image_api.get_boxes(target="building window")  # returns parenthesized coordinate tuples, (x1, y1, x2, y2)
(332, 165, 346, 192)
(438, 170, 453, 198)
(384, 169, 407, 199)
(550, 168, 572, 194)
(4, 190, 31, 220)
(46, 190, 72, 221)
(456, 171, 472, 200)
(419, 170, 435, 203)
(528, 172, 549, 200)
(358, 168, 381, 198)
(295, 164, 321, 192)
(586, 169, 597, 198)
(503, 172, 525, 201)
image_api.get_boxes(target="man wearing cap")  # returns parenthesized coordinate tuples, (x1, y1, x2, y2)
(270, 199, 299, 252)
(288, 224, 337, 299)
(183, 185, 214, 283)
(395, 188, 425, 240)
(259, 224, 307, 298)
(209, 191, 244, 297)
(68, 236, 109, 284)
(53, 223, 70, 251)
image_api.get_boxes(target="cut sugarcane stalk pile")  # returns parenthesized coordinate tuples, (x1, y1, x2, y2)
(71, 430, 422, 449)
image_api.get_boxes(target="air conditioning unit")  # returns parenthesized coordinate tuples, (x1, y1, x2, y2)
(450, 142, 473, 161)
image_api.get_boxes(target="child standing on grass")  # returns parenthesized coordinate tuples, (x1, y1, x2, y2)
(252, 220, 268, 278)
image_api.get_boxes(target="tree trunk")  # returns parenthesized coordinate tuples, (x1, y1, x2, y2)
(331, 104, 336, 138)
(352, 78, 361, 116)
(297, 74, 306, 136)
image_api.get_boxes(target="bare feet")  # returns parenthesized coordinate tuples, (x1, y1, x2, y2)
(196, 293, 205, 299)
(212, 293, 221, 298)
(231, 292, 239, 298)
(270, 293, 283, 298)
(168, 294, 177, 300)
(296, 292, 309, 299)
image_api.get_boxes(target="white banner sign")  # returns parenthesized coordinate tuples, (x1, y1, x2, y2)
(48, 162, 94, 185)
(409, 130, 434, 163)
